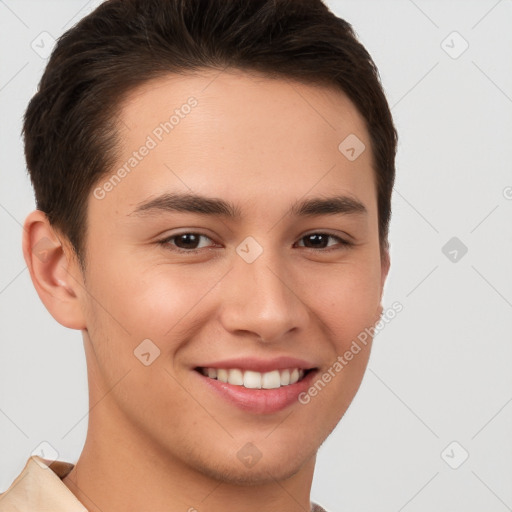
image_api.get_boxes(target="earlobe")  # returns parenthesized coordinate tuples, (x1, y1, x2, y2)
(381, 247, 391, 289)
(22, 210, 86, 330)
(374, 247, 391, 323)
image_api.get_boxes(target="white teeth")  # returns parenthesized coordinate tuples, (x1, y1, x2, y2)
(227, 368, 244, 386)
(243, 370, 262, 389)
(262, 370, 281, 389)
(200, 367, 308, 389)
(217, 368, 228, 383)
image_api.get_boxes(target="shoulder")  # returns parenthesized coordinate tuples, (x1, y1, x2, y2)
(0, 456, 85, 511)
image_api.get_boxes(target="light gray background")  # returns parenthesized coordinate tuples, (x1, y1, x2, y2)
(1, 1, 511, 511)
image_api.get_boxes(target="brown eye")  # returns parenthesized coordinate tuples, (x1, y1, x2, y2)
(296, 233, 351, 250)
(159, 233, 215, 252)
(174, 233, 202, 249)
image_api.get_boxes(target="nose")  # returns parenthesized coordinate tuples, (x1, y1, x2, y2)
(217, 248, 310, 343)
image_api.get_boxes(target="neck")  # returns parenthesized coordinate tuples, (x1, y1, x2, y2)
(62, 383, 316, 512)
(63, 425, 316, 511)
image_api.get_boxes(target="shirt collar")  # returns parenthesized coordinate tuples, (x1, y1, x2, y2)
(1, 456, 328, 512)
(0, 456, 88, 511)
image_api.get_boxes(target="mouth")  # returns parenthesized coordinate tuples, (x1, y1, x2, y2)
(195, 367, 313, 389)
(193, 360, 318, 414)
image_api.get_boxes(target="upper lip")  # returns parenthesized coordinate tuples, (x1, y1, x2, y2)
(195, 356, 317, 373)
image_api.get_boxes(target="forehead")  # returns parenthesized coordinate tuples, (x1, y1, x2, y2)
(93, 69, 376, 221)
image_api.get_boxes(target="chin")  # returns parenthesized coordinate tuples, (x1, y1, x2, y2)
(182, 438, 318, 486)
(199, 454, 313, 486)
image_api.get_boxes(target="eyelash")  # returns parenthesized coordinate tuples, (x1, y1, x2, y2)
(157, 232, 353, 254)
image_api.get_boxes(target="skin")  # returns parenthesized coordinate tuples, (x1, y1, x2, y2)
(23, 69, 390, 512)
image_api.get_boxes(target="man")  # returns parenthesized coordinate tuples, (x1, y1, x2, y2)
(0, 0, 396, 510)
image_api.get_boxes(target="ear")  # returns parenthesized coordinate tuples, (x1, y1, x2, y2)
(380, 246, 391, 292)
(375, 246, 391, 321)
(22, 210, 86, 330)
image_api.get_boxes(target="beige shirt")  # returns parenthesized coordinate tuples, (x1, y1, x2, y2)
(0, 456, 87, 511)
(0, 456, 328, 511)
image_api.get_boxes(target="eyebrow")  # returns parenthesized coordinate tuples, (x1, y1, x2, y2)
(130, 192, 367, 219)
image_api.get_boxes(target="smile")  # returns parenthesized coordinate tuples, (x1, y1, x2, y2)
(193, 357, 318, 413)
(197, 367, 308, 389)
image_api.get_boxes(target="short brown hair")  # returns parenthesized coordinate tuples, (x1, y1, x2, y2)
(23, 0, 397, 268)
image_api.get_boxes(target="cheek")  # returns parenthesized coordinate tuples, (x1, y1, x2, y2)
(85, 254, 230, 345)
(311, 261, 383, 346)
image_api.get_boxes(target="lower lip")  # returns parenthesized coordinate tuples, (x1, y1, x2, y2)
(195, 370, 318, 414)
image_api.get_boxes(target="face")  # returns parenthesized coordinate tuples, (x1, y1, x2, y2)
(75, 70, 389, 484)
